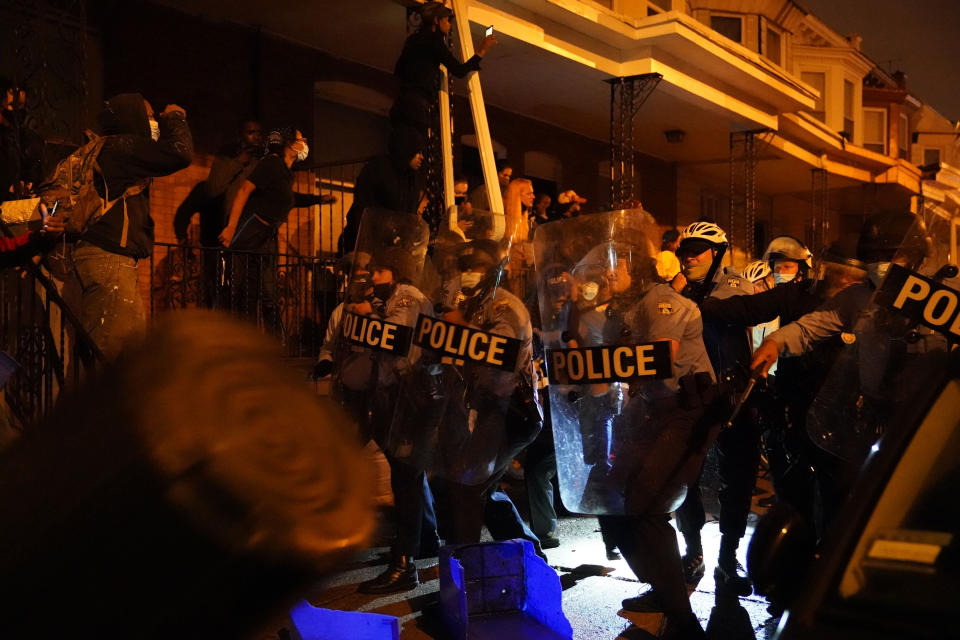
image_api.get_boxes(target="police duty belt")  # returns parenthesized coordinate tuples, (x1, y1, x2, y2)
(413, 314, 521, 371)
(546, 342, 672, 385)
(341, 311, 414, 356)
(876, 264, 960, 344)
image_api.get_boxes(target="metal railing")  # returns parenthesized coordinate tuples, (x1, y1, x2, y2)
(0, 225, 103, 429)
(148, 243, 340, 358)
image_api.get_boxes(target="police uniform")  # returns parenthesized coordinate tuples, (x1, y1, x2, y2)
(442, 286, 542, 546)
(675, 267, 758, 590)
(358, 280, 439, 594)
(600, 282, 714, 633)
(764, 280, 948, 532)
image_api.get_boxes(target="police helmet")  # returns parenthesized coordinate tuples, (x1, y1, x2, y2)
(678, 221, 727, 257)
(458, 239, 501, 271)
(763, 236, 813, 270)
(742, 260, 772, 284)
(857, 210, 928, 266)
(368, 247, 413, 283)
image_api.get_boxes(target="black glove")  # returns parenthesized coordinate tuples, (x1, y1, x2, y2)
(312, 359, 333, 380)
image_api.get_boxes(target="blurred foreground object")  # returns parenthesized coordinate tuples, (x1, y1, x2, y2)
(0, 310, 375, 638)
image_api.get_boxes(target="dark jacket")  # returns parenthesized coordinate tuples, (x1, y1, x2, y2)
(394, 29, 482, 98)
(337, 127, 423, 254)
(701, 279, 843, 405)
(81, 93, 193, 259)
(391, 28, 482, 131)
(172, 181, 223, 247)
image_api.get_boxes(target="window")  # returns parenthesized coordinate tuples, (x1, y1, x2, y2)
(899, 113, 910, 159)
(863, 108, 887, 154)
(711, 16, 742, 43)
(649, 0, 671, 9)
(843, 79, 855, 140)
(924, 148, 941, 166)
(802, 71, 826, 122)
(765, 27, 782, 65)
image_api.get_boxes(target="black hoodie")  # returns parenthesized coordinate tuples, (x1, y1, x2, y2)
(337, 126, 424, 255)
(81, 93, 193, 258)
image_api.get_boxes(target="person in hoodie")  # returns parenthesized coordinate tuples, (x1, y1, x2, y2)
(336, 126, 426, 255)
(73, 93, 192, 358)
(391, 2, 496, 137)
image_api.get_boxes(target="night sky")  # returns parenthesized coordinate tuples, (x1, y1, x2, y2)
(797, 0, 960, 121)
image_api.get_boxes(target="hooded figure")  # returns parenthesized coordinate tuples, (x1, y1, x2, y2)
(337, 126, 425, 255)
(82, 92, 193, 259)
(72, 92, 192, 358)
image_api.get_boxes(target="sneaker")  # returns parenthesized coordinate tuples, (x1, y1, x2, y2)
(681, 553, 705, 585)
(539, 535, 561, 550)
(714, 560, 753, 596)
(606, 545, 622, 561)
(621, 589, 663, 613)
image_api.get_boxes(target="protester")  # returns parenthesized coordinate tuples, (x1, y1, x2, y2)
(71, 93, 193, 358)
(336, 126, 425, 255)
(218, 127, 327, 330)
(391, 1, 496, 137)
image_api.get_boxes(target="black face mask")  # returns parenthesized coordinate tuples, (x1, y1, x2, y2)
(372, 282, 394, 301)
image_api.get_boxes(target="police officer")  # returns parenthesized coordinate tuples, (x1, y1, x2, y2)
(671, 221, 757, 596)
(356, 248, 441, 594)
(751, 210, 947, 533)
(601, 251, 716, 638)
(706, 235, 866, 522)
(439, 238, 543, 546)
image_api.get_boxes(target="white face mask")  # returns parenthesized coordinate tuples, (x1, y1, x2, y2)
(867, 262, 891, 287)
(581, 282, 599, 301)
(148, 119, 160, 141)
(461, 271, 483, 290)
(295, 141, 309, 162)
(682, 259, 712, 283)
(773, 272, 796, 285)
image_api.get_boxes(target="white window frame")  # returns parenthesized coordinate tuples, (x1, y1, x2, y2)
(710, 13, 744, 44)
(862, 107, 887, 155)
(763, 23, 784, 66)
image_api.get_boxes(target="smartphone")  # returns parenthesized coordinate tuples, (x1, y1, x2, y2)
(485, 25, 494, 37)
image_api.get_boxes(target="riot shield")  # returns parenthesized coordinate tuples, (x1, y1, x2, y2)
(330, 208, 430, 445)
(806, 208, 955, 463)
(534, 209, 692, 515)
(386, 210, 539, 486)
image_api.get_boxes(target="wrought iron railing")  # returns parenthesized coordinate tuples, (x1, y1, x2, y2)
(0, 224, 103, 430)
(148, 243, 341, 358)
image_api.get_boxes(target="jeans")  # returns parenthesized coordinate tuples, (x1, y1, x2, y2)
(72, 243, 145, 359)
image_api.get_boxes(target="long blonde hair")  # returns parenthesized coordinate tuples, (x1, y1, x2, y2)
(504, 178, 532, 244)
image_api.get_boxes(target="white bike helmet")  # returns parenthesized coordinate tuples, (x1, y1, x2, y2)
(679, 221, 728, 247)
(742, 260, 772, 283)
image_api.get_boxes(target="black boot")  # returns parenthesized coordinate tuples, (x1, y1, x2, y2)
(358, 555, 419, 594)
(714, 536, 752, 596)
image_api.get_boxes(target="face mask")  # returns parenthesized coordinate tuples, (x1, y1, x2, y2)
(461, 271, 483, 291)
(581, 282, 599, 301)
(867, 262, 891, 287)
(773, 272, 796, 285)
(372, 282, 393, 301)
(682, 259, 713, 283)
(149, 119, 160, 141)
(295, 142, 309, 162)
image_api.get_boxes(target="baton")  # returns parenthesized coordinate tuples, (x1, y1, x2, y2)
(724, 363, 765, 429)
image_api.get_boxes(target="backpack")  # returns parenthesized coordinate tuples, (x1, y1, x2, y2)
(38, 130, 148, 237)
